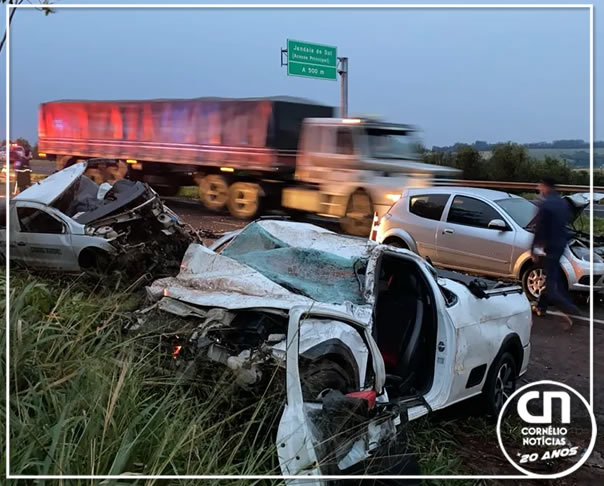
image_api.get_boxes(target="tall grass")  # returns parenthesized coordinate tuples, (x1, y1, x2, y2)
(2, 269, 512, 484)
(3, 270, 284, 484)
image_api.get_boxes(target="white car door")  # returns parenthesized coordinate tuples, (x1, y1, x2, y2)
(276, 306, 400, 482)
(12, 201, 78, 271)
(363, 247, 458, 419)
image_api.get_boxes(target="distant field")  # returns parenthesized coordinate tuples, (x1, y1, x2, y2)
(479, 147, 604, 168)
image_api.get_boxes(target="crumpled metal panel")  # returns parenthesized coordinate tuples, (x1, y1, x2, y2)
(147, 243, 315, 310)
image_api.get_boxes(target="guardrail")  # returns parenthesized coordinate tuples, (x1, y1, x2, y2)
(434, 179, 604, 193)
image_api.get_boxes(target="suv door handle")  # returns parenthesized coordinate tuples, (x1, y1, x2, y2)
(442, 229, 455, 235)
(17, 241, 26, 246)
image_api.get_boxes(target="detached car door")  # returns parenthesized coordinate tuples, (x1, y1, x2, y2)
(12, 202, 78, 271)
(436, 195, 515, 276)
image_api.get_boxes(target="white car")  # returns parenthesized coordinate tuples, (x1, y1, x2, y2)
(145, 219, 532, 480)
(0, 162, 196, 272)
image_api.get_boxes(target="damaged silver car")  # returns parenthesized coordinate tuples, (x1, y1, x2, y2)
(0, 161, 197, 274)
(141, 219, 532, 480)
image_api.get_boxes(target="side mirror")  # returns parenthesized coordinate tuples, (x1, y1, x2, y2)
(488, 219, 508, 231)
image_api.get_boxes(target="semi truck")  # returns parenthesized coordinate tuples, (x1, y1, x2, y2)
(38, 96, 459, 235)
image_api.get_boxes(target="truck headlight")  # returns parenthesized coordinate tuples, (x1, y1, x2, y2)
(570, 244, 603, 263)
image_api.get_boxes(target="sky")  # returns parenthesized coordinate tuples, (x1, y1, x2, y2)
(0, 0, 599, 148)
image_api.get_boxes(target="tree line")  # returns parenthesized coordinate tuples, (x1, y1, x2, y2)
(423, 143, 604, 186)
(431, 139, 604, 153)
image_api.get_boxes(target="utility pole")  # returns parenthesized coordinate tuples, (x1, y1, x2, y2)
(338, 57, 348, 118)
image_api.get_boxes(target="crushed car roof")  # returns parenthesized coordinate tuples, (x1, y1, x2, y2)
(148, 220, 377, 315)
(13, 162, 86, 206)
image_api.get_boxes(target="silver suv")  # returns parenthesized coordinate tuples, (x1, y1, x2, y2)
(373, 187, 604, 300)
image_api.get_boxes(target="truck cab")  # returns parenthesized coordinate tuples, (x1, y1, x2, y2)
(282, 118, 460, 236)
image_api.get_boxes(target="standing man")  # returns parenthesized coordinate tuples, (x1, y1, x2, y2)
(531, 176, 581, 329)
(10, 149, 31, 193)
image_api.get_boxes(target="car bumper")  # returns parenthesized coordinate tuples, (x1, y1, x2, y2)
(564, 256, 604, 293)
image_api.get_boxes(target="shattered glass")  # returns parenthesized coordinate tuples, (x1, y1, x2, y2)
(223, 223, 365, 304)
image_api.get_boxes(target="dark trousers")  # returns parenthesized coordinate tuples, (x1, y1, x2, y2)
(537, 251, 580, 315)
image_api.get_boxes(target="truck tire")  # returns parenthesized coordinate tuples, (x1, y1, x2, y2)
(227, 182, 261, 219)
(341, 190, 374, 237)
(198, 174, 229, 211)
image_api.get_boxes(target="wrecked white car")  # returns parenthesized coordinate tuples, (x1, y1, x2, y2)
(144, 220, 532, 479)
(0, 162, 197, 274)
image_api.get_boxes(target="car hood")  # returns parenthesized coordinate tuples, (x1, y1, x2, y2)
(74, 179, 151, 225)
(565, 192, 604, 222)
(14, 162, 87, 206)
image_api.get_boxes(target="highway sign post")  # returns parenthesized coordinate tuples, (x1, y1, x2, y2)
(281, 39, 348, 117)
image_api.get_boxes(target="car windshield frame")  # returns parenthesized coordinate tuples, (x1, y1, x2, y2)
(365, 128, 420, 160)
(494, 197, 538, 229)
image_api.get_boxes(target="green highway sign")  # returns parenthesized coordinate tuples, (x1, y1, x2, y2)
(287, 39, 337, 81)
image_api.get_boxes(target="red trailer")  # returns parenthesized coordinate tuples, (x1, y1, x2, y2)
(38, 96, 334, 205)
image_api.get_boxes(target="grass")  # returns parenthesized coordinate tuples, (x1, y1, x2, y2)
(0, 270, 542, 482)
(3, 270, 285, 484)
(177, 186, 199, 200)
(576, 214, 604, 236)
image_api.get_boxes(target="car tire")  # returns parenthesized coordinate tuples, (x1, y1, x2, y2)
(300, 358, 355, 401)
(384, 237, 408, 249)
(483, 351, 517, 417)
(79, 248, 113, 274)
(521, 263, 568, 302)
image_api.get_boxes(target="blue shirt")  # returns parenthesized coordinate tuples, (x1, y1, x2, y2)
(531, 192, 572, 255)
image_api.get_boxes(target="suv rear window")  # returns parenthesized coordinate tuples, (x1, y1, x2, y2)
(409, 194, 450, 221)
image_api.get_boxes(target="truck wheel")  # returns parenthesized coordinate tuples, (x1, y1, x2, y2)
(341, 190, 373, 237)
(198, 174, 229, 211)
(227, 182, 261, 219)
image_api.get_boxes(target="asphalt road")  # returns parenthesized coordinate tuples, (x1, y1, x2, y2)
(166, 197, 603, 318)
